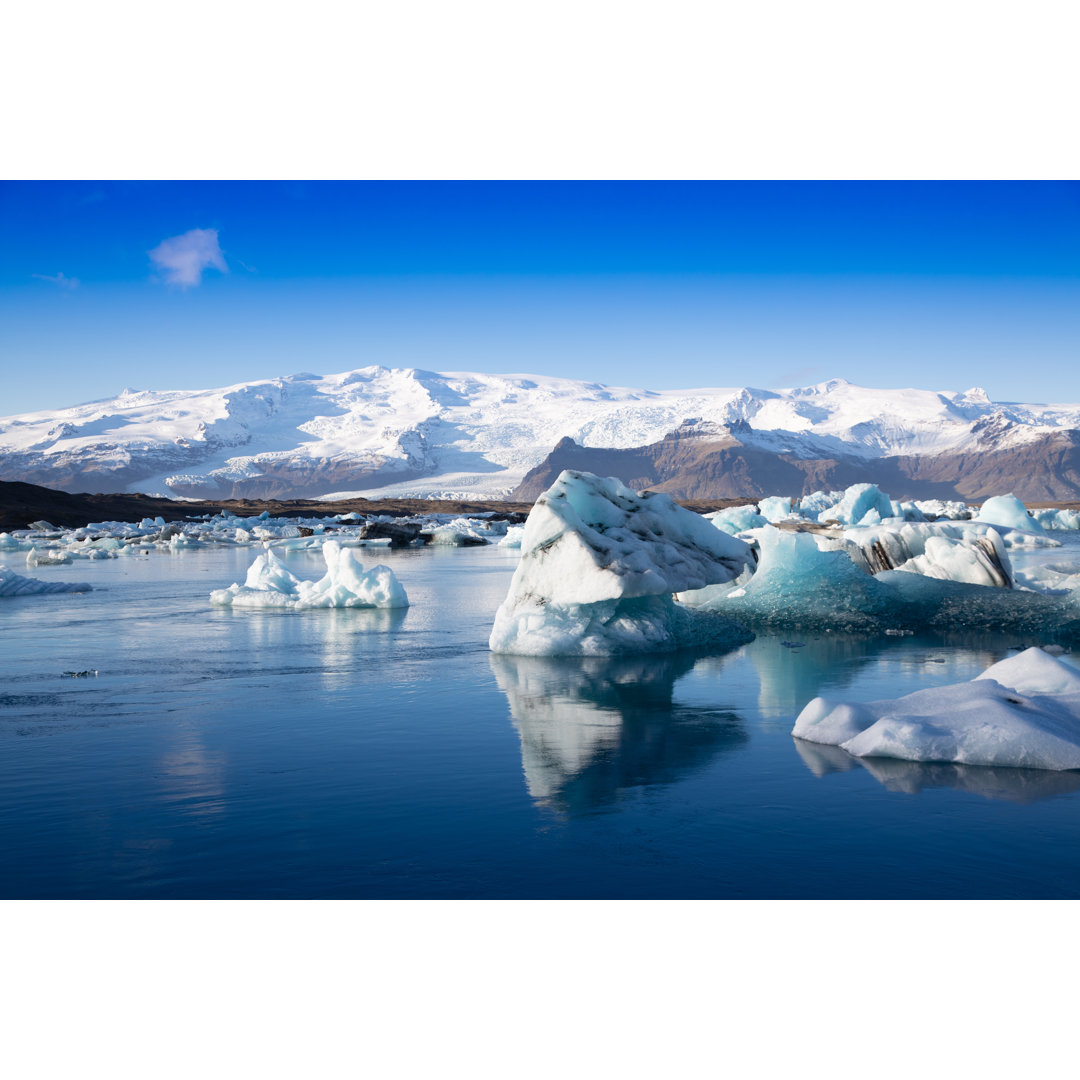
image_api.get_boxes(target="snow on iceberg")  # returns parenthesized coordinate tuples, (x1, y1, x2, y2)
(0, 565, 91, 596)
(489, 470, 754, 656)
(792, 647, 1080, 771)
(210, 540, 408, 609)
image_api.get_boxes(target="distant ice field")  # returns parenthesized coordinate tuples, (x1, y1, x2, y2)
(2, 538, 1080, 898)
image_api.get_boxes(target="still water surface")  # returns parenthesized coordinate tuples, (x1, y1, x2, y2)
(2, 542, 1079, 898)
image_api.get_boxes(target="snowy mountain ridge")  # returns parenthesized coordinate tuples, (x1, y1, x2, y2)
(2, 366, 1080, 501)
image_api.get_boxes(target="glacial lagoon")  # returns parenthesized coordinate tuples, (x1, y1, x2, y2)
(3, 539, 1080, 899)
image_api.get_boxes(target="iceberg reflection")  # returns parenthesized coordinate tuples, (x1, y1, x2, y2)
(793, 738, 1080, 804)
(491, 651, 747, 815)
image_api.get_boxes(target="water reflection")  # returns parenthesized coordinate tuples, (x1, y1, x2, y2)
(213, 606, 408, 691)
(793, 738, 1080, 804)
(156, 728, 227, 820)
(491, 652, 747, 815)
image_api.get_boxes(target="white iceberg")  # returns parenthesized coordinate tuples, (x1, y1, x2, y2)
(792, 648, 1080, 771)
(816, 483, 895, 526)
(1033, 508, 1080, 531)
(0, 565, 91, 596)
(498, 524, 526, 548)
(489, 471, 754, 655)
(210, 540, 408, 609)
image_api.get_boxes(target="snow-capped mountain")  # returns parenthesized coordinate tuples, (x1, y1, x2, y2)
(2, 367, 1080, 501)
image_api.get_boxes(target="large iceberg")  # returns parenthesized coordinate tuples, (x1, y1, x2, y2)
(489, 471, 755, 655)
(680, 524, 1080, 639)
(975, 493, 1047, 536)
(210, 540, 408, 609)
(792, 647, 1080, 771)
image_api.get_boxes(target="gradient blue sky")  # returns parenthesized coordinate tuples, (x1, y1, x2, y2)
(2, 181, 1079, 415)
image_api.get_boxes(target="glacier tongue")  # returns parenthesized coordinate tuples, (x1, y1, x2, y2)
(489, 470, 754, 655)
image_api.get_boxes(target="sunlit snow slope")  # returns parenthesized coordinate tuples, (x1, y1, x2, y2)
(1, 367, 1079, 500)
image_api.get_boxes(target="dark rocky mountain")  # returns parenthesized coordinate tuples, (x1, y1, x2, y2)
(512, 427, 1080, 503)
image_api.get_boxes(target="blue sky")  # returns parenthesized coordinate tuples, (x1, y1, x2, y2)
(2, 181, 1079, 414)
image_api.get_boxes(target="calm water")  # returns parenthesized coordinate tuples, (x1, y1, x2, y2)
(2, 540, 1080, 898)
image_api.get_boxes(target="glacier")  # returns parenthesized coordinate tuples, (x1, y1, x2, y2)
(489, 471, 754, 655)
(792, 648, 1080, 771)
(5, 367, 1080, 501)
(210, 540, 408, 609)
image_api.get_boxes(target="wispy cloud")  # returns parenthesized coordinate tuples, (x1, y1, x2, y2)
(32, 271, 80, 289)
(149, 228, 228, 288)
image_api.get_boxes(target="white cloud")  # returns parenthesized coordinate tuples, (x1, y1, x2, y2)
(149, 228, 228, 288)
(32, 271, 80, 288)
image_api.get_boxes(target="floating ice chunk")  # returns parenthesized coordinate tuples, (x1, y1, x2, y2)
(705, 505, 766, 535)
(499, 525, 525, 548)
(1033, 508, 1080, 531)
(799, 490, 843, 516)
(793, 648, 1080, 771)
(490, 470, 754, 655)
(912, 499, 973, 521)
(975, 494, 1046, 536)
(817, 483, 895, 526)
(426, 518, 491, 546)
(210, 540, 408, 609)
(757, 496, 793, 523)
(26, 546, 73, 567)
(893, 532, 1012, 588)
(0, 565, 91, 596)
(841, 522, 1013, 586)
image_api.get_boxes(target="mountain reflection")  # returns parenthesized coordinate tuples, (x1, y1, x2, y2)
(491, 652, 747, 815)
(793, 738, 1080, 804)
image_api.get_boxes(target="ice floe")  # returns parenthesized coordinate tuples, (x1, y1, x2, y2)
(793, 647, 1080, 771)
(210, 540, 408, 609)
(0, 565, 91, 596)
(489, 471, 754, 655)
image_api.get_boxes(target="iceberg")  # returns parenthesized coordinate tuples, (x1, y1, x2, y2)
(792, 647, 1080, 771)
(1033, 508, 1080, 531)
(705, 505, 766, 535)
(816, 483, 895, 527)
(489, 470, 754, 655)
(498, 524, 525, 548)
(0, 565, 91, 596)
(680, 527, 895, 632)
(210, 540, 408, 609)
(757, 496, 793, 523)
(975, 493, 1046, 536)
(681, 524, 1080, 638)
